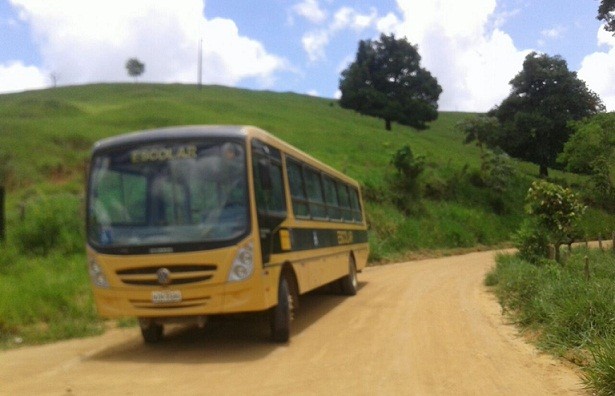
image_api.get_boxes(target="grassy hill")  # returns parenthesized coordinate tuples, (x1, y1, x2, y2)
(1, 83, 614, 346)
(0, 84, 613, 259)
(0, 83, 478, 189)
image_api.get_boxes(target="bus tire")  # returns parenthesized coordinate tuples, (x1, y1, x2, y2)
(339, 255, 358, 296)
(140, 322, 163, 343)
(270, 274, 292, 343)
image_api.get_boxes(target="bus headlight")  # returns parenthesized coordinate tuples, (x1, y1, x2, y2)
(88, 257, 109, 288)
(228, 242, 254, 282)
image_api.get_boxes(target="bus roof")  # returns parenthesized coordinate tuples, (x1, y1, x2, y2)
(91, 125, 359, 187)
(91, 125, 248, 152)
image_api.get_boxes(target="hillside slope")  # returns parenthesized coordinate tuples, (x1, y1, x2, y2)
(0, 83, 478, 188)
(0, 83, 612, 260)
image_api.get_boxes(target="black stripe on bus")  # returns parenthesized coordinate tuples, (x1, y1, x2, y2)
(271, 228, 368, 254)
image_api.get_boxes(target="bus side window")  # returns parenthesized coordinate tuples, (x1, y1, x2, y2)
(304, 167, 327, 219)
(336, 183, 353, 221)
(349, 187, 363, 222)
(322, 175, 341, 221)
(287, 159, 309, 218)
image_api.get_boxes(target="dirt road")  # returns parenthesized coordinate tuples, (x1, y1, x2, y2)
(1, 251, 586, 395)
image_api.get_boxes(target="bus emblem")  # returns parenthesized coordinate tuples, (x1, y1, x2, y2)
(157, 268, 172, 285)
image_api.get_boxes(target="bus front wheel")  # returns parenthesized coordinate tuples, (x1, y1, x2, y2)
(270, 274, 293, 343)
(339, 255, 358, 296)
(140, 320, 163, 343)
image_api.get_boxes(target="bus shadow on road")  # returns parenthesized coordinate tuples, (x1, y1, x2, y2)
(89, 281, 367, 364)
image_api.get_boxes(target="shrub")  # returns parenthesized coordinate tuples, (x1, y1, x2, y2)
(514, 218, 550, 263)
(390, 144, 425, 199)
(481, 150, 515, 194)
(523, 180, 586, 262)
(13, 193, 84, 255)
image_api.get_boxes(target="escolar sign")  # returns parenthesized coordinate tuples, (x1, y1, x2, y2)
(337, 230, 354, 245)
(130, 145, 197, 163)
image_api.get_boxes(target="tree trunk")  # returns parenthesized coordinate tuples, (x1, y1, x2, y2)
(385, 119, 392, 131)
(539, 163, 549, 178)
(0, 186, 4, 241)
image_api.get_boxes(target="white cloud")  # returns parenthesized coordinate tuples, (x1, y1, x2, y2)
(302, 30, 330, 62)
(579, 28, 615, 111)
(380, 0, 531, 111)
(0, 61, 47, 93)
(376, 12, 400, 33)
(292, 0, 327, 24)
(541, 26, 564, 39)
(4, 0, 287, 93)
(332, 7, 377, 31)
(301, 6, 378, 62)
(538, 26, 565, 47)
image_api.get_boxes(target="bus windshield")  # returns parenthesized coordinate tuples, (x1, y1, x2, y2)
(87, 140, 248, 249)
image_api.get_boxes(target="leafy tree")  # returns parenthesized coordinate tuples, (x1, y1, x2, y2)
(457, 116, 513, 194)
(125, 58, 145, 82)
(559, 113, 615, 211)
(521, 180, 586, 262)
(456, 115, 500, 154)
(598, 0, 615, 33)
(339, 34, 442, 131)
(490, 52, 604, 178)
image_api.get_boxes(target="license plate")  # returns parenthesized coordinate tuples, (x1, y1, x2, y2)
(151, 290, 182, 304)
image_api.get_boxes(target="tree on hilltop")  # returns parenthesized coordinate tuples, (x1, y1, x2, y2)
(490, 52, 604, 178)
(598, 0, 615, 33)
(125, 58, 145, 82)
(339, 34, 442, 131)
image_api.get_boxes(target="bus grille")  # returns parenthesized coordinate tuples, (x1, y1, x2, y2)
(116, 264, 217, 286)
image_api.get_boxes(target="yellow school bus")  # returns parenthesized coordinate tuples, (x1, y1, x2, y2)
(86, 125, 369, 343)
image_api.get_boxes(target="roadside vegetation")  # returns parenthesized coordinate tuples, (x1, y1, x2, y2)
(0, 84, 613, 353)
(486, 249, 615, 395)
(486, 179, 615, 395)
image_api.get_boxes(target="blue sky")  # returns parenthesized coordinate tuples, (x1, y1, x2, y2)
(1, 0, 614, 111)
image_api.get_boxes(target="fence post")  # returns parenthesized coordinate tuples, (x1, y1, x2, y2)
(548, 245, 555, 260)
(0, 186, 4, 242)
(584, 256, 590, 281)
(599, 234, 603, 251)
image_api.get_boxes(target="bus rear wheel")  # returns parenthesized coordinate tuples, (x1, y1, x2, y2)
(339, 255, 358, 296)
(270, 274, 293, 343)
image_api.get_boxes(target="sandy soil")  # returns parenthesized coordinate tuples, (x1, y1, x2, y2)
(1, 250, 587, 395)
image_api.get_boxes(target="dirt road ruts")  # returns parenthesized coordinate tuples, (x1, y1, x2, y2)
(1, 251, 585, 395)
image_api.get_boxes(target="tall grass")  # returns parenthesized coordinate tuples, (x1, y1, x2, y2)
(0, 246, 103, 348)
(0, 191, 103, 348)
(486, 249, 615, 395)
(13, 193, 84, 255)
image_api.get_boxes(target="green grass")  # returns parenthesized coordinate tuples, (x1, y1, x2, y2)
(0, 83, 536, 260)
(0, 246, 103, 348)
(486, 249, 615, 395)
(0, 82, 612, 347)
